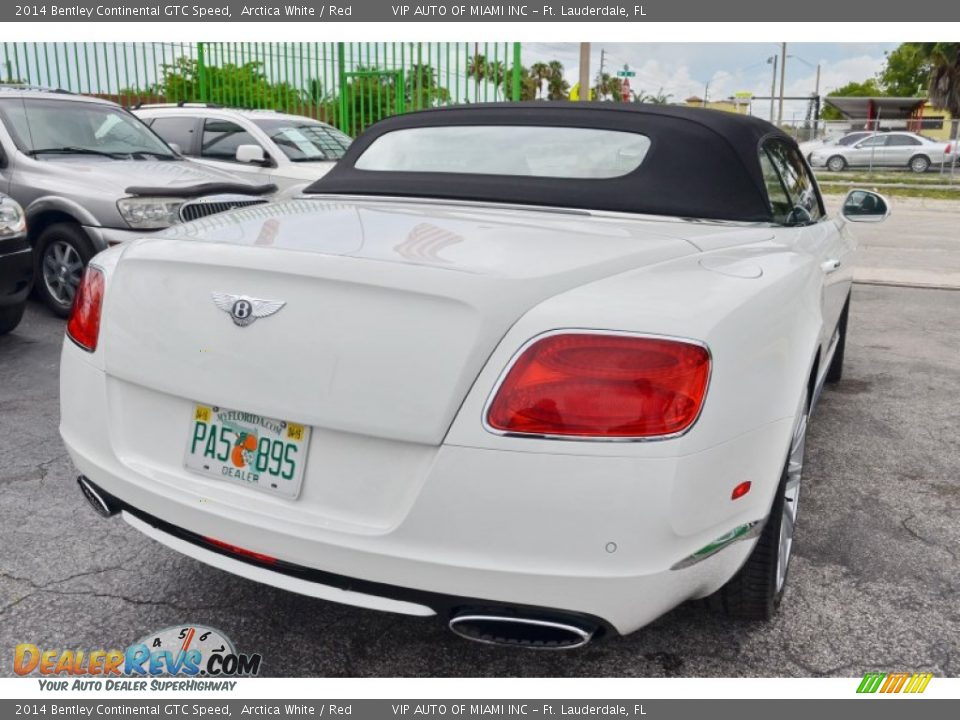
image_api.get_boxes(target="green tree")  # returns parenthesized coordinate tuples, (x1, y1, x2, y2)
(546, 60, 569, 100)
(406, 63, 451, 109)
(879, 43, 933, 97)
(492, 63, 539, 101)
(156, 57, 304, 110)
(592, 72, 625, 102)
(918, 43, 960, 118)
(634, 87, 672, 104)
(529, 61, 551, 99)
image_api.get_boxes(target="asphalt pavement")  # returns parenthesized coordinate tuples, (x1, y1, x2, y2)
(1, 279, 957, 678)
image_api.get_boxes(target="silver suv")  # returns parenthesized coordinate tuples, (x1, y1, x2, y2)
(0, 87, 275, 316)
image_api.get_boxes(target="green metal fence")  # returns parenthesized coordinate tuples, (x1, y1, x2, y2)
(1, 42, 522, 136)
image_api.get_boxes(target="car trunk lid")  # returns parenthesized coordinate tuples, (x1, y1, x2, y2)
(101, 198, 702, 446)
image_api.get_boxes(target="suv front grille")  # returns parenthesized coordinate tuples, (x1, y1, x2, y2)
(179, 195, 269, 222)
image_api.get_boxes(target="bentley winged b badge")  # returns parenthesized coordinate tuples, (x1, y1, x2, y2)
(212, 292, 286, 328)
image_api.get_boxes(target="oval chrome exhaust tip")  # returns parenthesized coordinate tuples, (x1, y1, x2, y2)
(449, 614, 595, 650)
(77, 476, 119, 518)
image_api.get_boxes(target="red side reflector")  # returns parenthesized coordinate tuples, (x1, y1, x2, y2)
(486, 333, 711, 438)
(731, 481, 752, 500)
(203, 537, 277, 565)
(66, 266, 105, 352)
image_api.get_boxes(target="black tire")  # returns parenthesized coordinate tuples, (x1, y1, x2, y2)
(909, 155, 930, 173)
(34, 223, 94, 318)
(711, 400, 807, 620)
(0, 302, 26, 335)
(825, 296, 850, 384)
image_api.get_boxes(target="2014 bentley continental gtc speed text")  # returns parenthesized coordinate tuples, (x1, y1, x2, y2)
(60, 104, 889, 649)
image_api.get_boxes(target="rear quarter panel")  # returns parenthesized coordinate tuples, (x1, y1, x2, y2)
(446, 237, 824, 460)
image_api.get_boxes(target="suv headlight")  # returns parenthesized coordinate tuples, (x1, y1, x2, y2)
(0, 196, 26, 238)
(117, 197, 184, 229)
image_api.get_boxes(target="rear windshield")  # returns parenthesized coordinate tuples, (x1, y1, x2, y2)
(353, 125, 652, 179)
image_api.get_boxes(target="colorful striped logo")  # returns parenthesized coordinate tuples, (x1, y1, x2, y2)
(857, 672, 933, 694)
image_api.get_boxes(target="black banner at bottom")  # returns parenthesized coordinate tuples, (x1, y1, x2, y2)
(1, 699, 957, 720)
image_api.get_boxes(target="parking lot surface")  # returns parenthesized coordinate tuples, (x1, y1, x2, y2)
(1, 279, 957, 678)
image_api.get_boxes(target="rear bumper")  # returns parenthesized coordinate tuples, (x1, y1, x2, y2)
(0, 236, 33, 306)
(61, 346, 793, 635)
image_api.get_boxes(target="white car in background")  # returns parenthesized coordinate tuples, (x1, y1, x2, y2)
(798, 130, 874, 162)
(135, 105, 352, 191)
(62, 104, 889, 649)
(809, 131, 957, 173)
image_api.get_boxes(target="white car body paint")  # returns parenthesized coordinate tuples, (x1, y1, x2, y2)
(60, 195, 856, 635)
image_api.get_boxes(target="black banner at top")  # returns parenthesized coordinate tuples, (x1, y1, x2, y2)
(3, 0, 956, 22)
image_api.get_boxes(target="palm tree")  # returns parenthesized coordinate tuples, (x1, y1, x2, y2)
(546, 60, 569, 101)
(530, 62, 550, 99)
(486, 61, 507, 97)
(593, 72, 624, 102)
(923, 43, 960, 121)
(646, 88, 673, 104)
(467, 53, 487, 102)
(494, 64, 539, 101)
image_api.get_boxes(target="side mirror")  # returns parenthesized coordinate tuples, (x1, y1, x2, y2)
(167, 142, 182, 155)
(236, 144, 267, 165)
(841, 189, 890, 223)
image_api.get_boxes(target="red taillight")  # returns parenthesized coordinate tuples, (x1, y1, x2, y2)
(203, 536, 277, 565)
(66, 266, 104, 352)
(486, 333, 711, 438)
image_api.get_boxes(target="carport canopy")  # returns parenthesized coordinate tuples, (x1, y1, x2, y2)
(824, 96, 926, 120)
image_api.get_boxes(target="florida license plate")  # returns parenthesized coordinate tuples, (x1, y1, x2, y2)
(184, 404, 311, 499)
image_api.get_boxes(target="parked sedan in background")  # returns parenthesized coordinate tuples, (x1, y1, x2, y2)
(62, 104, 889, 649)
(809, 131, 956, 172)
(0, 193, 30, 334)
(136, 106, 353, 191)
(798, 130, 874, 162)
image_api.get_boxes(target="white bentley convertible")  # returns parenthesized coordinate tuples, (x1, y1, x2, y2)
(61, 104, 888, 649)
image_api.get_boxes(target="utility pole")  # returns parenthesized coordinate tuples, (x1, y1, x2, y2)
(777, 42, 787, 126)
(703, 80, 710, 107)
(598, 48, 606, 99)
(767, 55, 777, 123)
(813, 62, 821, 136)
(578, 42, 591, 102)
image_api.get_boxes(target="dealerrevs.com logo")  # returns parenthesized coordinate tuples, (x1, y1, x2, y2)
(14, 625, 262, 691)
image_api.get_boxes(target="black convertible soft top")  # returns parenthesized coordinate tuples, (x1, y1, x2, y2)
(305, 102, 796, 223)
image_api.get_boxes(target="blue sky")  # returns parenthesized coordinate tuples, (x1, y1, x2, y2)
(524, 43, 899, 122)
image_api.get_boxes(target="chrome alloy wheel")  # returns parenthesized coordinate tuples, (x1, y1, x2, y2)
(776, 406, 807, 593)
(43, 240, 84, 308)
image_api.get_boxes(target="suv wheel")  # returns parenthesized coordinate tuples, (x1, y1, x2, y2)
(0, 303, 26, 335)
(36, 223, 93, 318)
